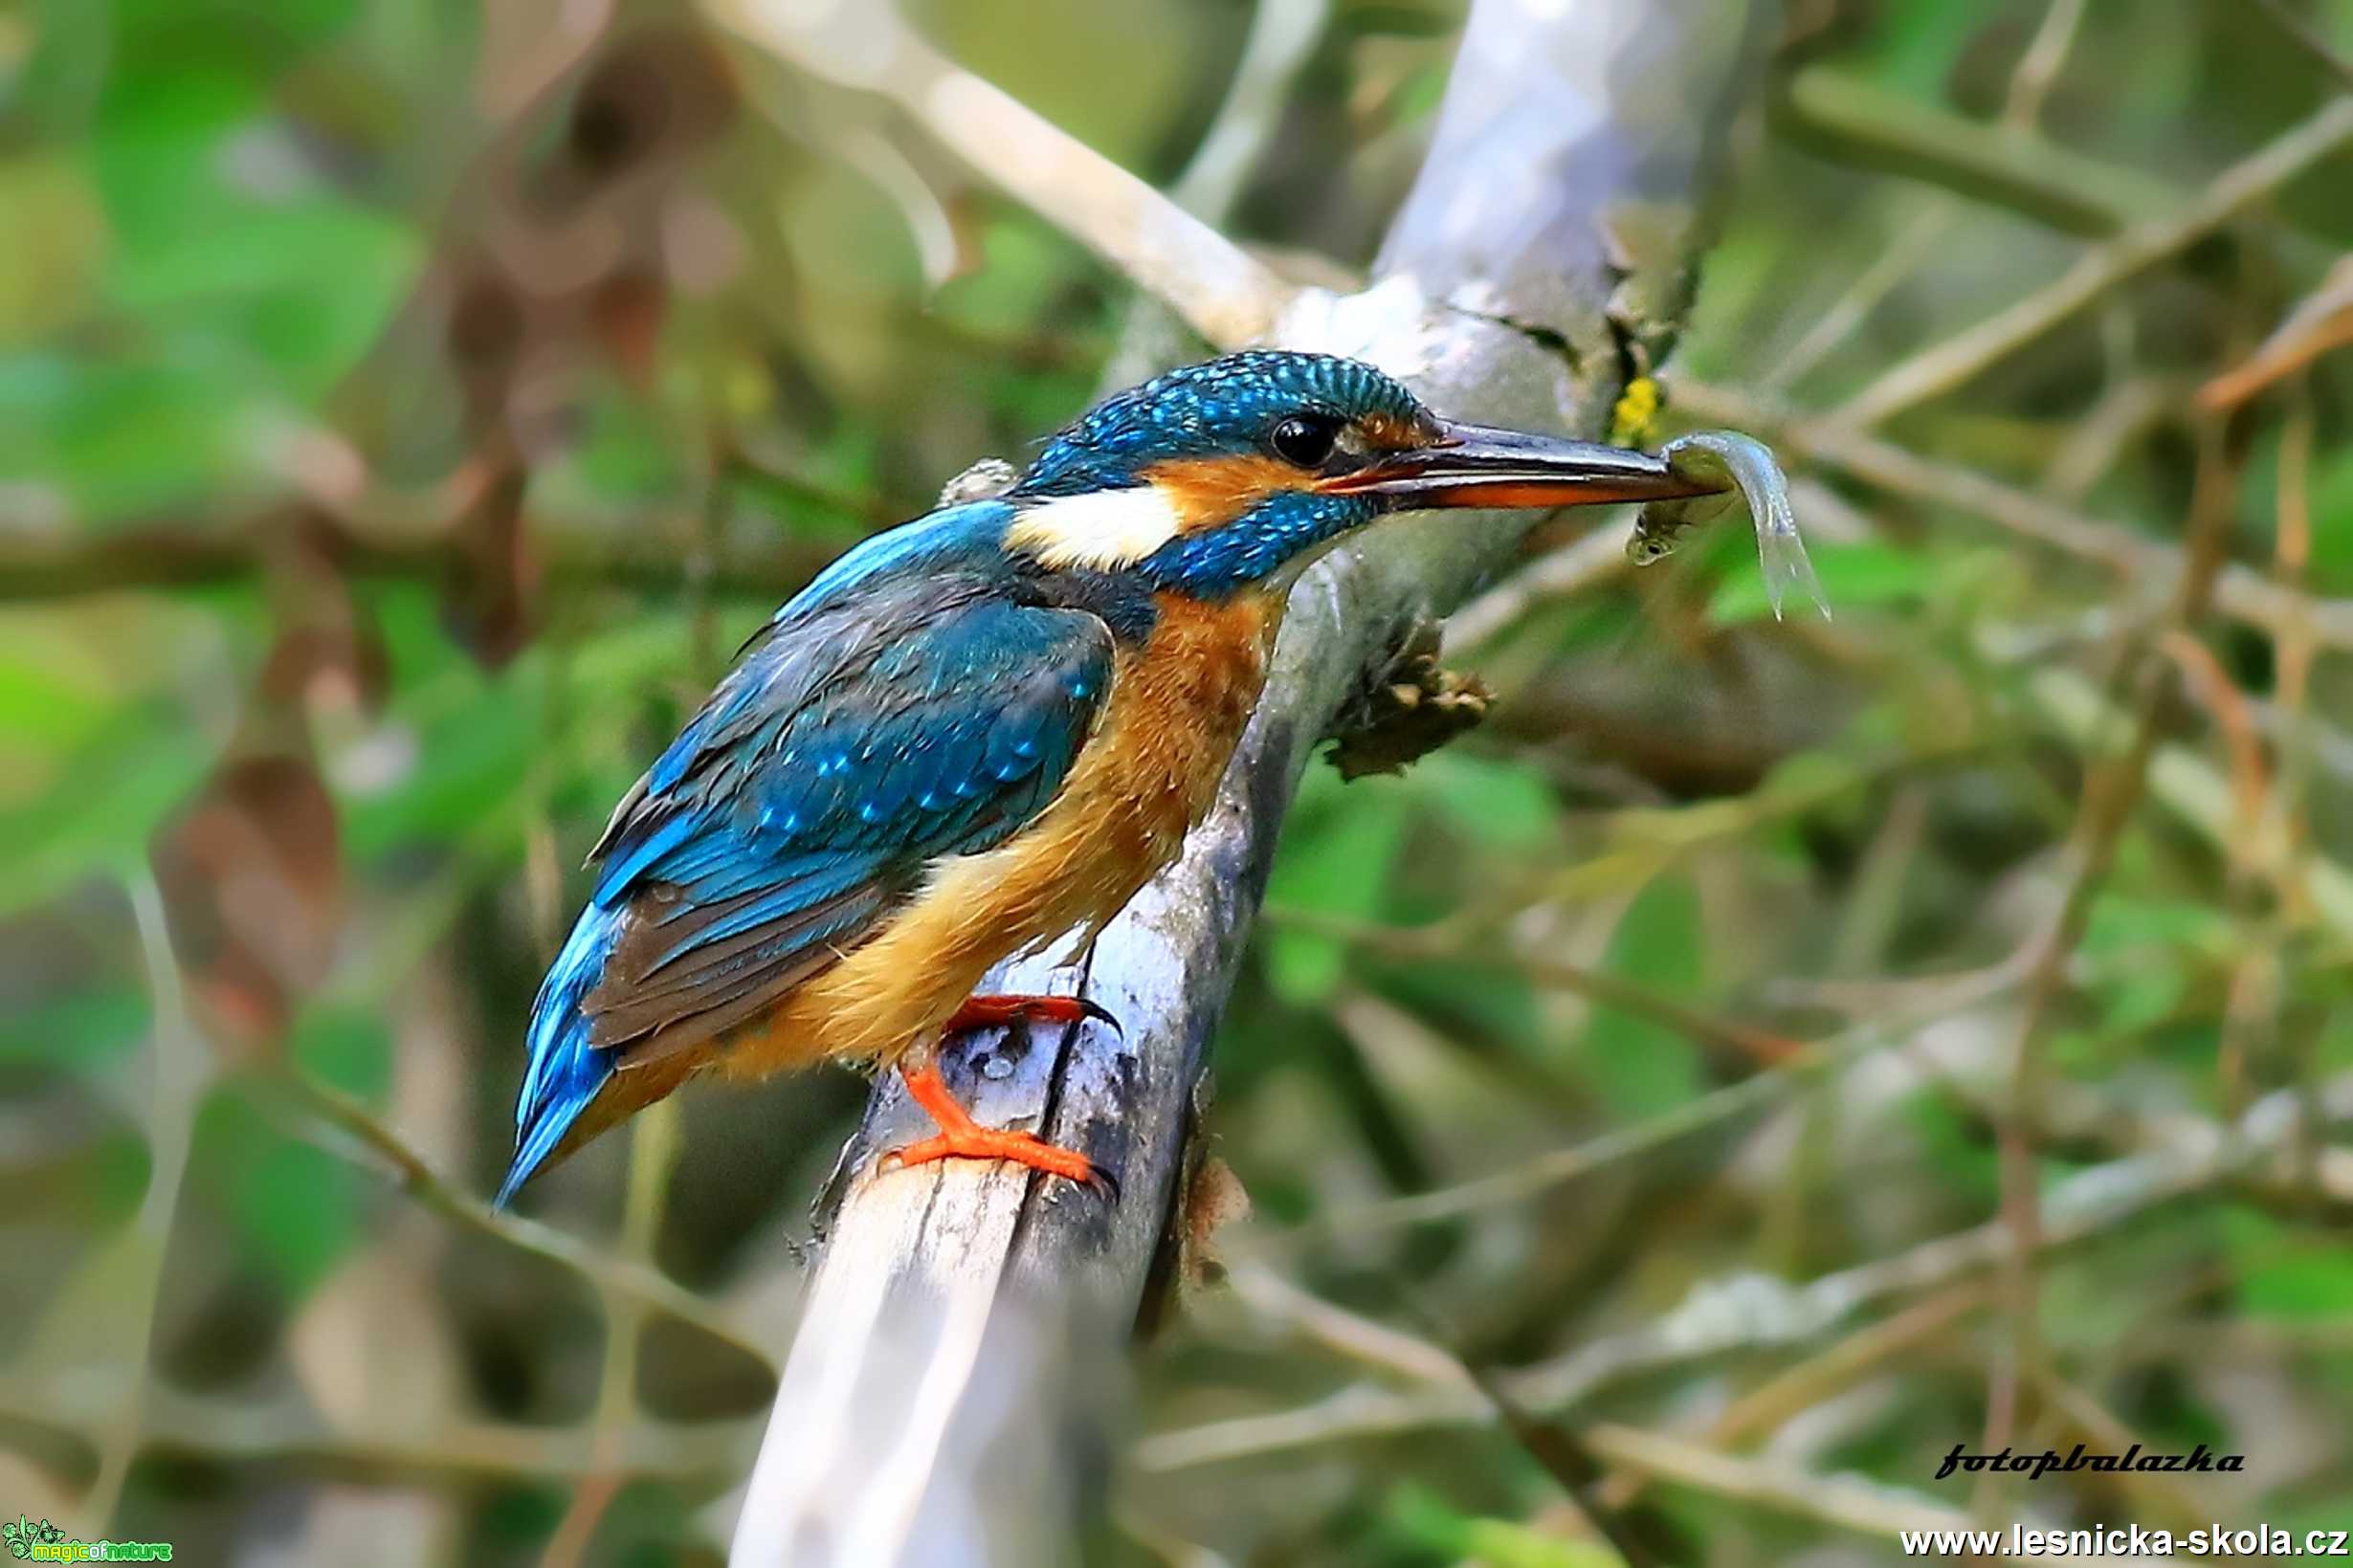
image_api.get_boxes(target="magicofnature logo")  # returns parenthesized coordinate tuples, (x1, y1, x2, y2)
(4, 1515, 171, 1561)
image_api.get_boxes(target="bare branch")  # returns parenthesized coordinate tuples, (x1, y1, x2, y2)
(1133, 1074, 2353, 1469)
(1169, 0, 1331, 218)
(0, 1373, 751, 1489)
(2250, 0, 2353, 88)
(1776, 63, 2176, 237)
(704, 0, 1300, 348)
(280, 1070, 768, 1363)
(723, 2, 1771, 1560)
(1217, 1269, 2070, 1562)
(0, 502, 844, 602)
(1310, 953, 2031, 1235)
(1671, 379, 2353, 654)
(1831, 97, 2353, 428)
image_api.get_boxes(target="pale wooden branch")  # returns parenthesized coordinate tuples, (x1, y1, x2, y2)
(704, 0, 1301, 349)
(1168, 0, 1331, 218)
(0, 1372, 751, 1489)
(1831, 95, 2353, 429)
(1224, 1267, 2089, 1565)
(718, 1, 1771, 1561)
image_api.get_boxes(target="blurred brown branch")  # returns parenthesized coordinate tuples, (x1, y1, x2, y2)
(0, 1372, 751, 1489)
(1312, 950, 2034, 1235)
(1774, 63, 2179, 237)
(1671, 379, 2353, 654)
(1267, 904, 1808, 1067)
(1984, 420, 2238, 1471)
(0, 503, 842, 603)
(1830, 96, 2353, 428)
(279, 1070, 768, 1365)
(1226, 1265, 2006, 1558)
(1135, 1071, 2353, 1468)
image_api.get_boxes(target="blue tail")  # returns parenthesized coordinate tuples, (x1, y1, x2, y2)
(496, 902, 624, 1207)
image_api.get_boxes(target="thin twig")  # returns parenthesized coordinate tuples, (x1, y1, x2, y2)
(1776, 61, 2170, 237)
(80, 874, 215, 1528)
(1599, 1283, 1992, 1509)
(1135, 1074, 2353, 1469)
(1099, 0, 1331, 387)
(2001, 0, 2089, 131)
(1266, 904, 1807, 1067)
(277, 1070, 768, 1366)
(2249, 0, 2353, 86)
(704, 0, 1299, 349)
(1170, 0, 1330, 216)
(539, 1101, 685, 1568)
(1671, 379, 2353, 654)
(1763, 0, 2098, 394)
(1831, 96, 2353, 427)
(1301, 953, 2031, 1235)
(0, 1374, 753, 1488)
(1984, 418, 2235, 1485)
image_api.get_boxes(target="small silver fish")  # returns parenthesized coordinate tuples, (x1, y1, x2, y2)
(1628, 431, 1830, 621)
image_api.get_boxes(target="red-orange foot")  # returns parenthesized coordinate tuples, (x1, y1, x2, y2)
(889, 1062, 1118, 1201)
(944, 992, 1121, 1037)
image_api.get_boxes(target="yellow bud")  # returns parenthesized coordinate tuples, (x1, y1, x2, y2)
(1609, 375, 1661, 449)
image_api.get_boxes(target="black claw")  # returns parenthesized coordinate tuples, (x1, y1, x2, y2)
(1076, 998, 1123, 1039)
(1079, 1164, 1121, 1204)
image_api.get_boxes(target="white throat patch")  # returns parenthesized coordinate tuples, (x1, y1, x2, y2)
(1005, 484, 1185, 572)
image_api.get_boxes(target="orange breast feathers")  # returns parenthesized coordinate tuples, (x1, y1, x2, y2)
(727, 590, 1280, 1075)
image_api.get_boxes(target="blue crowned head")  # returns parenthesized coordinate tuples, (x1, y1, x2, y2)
(1001, 350, 1710, 599)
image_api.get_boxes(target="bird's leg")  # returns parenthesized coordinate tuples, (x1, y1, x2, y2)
(891, 1058, 1116, 1200)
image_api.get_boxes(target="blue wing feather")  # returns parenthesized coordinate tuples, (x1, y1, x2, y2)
(498, 503, 1117, 1204)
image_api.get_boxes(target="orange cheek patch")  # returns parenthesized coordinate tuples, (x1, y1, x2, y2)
(1144, 454, 1306, 533)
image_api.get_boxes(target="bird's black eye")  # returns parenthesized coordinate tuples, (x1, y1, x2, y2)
(1270, 413, 1341, 468)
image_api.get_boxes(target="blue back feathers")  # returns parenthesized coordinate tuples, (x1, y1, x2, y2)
(501, 352, 1433, 1201)
(499, 502, 1113, 1203)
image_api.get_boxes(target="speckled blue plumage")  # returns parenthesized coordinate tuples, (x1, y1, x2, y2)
(499, 501, 1114, 1203)
(499, 352, 1440, 1204)
(1014, 351, 1423, 498)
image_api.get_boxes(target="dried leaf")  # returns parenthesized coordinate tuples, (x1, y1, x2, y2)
(149, 752, 342, 1053)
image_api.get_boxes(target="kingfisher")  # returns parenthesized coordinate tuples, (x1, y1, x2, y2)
(498, 350, 1722, 1205)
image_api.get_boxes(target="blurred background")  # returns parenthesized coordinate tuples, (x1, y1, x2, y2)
(3, 0, 2350, 1561)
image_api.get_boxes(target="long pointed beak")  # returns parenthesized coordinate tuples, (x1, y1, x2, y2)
(1318, 420, 1728, 510)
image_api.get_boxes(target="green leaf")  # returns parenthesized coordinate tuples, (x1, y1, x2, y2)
(194, 1085, 362, 1299)
(0, 152, 110, 343)
(108, 199, 417, 394)
(1410, 751, 1560, 849)
(2240, 1245, 2353, 1321)
(0, 988, 148, 1071)
(1385, 1483, 1627, 1568)
(1264, 770, 1410, 1005)
(1707, 541, 1925, 626)
(1579, 874, 1705, 1117)
(290, 1005, 393, 1103)
(0, 708, 212, 914)
(236, 1134, 361, 1297)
